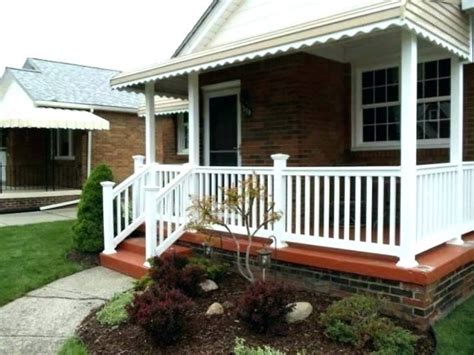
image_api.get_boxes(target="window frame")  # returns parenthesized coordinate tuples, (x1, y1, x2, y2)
(54, 129, 75, 160)
(176, 112, 189, 155)
(352, 56, 451, 151)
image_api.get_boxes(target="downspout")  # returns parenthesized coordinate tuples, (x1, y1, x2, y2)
(87, 109, 93, 177)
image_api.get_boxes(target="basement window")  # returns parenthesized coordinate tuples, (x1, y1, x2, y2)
(353, 58, 451, 150)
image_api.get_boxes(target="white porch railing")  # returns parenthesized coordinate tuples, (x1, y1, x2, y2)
(102, 156, 472, 266)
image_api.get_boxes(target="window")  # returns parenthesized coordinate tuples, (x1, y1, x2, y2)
(55, 129, 74, 159)
(0, 129, 6, 151)
(356, 58, 450, 148)
(177, 113, 189, 154)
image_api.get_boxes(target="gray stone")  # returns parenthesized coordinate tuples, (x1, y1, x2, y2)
(285, 302, 313, 323)
(200, 279, 218, 292)
(206, 302, 224, 316)
(222, 301, 234, 309)
(0, 266, 134, 354)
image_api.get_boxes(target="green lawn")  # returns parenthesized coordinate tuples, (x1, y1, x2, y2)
(434, 296, 474, 355)
(0, 220, 88, 306)
(57, 337, 88, 355)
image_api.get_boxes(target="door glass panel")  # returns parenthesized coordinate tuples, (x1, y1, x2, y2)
(209, 94, 238, 166)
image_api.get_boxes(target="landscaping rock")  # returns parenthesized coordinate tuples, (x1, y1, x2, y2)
(206, 302, 224, 316)
(200, 279, 218, 292)
(286, 302, 313, 323)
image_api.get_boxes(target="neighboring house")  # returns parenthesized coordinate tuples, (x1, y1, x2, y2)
(102, 0, 474, 328)
(0, 58, 150, 212)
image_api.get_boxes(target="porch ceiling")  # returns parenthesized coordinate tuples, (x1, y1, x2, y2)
(112, 10, 470, 98)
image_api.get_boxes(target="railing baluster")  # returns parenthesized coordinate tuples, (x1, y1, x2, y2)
(313, 176, 321, 237)
(125, 186, 129, 226)
(287, 175, 293, 234)
(377, 176, 384, 244)
(323, 176, 330, 238)
(333, 176, 340, 239)
(116, 192, 122, 234)
(389, 176, 396, 246)
(304, 175, 310, 236)
(366, 176, 372, 243)
(344, 176, 350, 241)
(295, 175, 301, 235)
(355, 176, 361, 242)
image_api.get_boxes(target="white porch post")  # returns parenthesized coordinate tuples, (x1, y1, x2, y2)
(144, 186, 159, 266)
(271, 154, 289, 249)
(397, 30, 419, 268)
(449, 57, 465, 245)
(101, 181, 116, 254)
(188, 72, 200, 166)
(87, 131, 92, 177)
(132, 155, 145, 219)
(145, 82, 156, 168)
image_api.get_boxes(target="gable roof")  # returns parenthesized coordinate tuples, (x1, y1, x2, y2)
(6, 58, 140, 111)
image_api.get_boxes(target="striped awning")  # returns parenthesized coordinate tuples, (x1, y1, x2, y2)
(0, 107, 110, 130)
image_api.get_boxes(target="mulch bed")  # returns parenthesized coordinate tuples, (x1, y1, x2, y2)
(67, 250, 100, 267)
(77, 273, 435, 354)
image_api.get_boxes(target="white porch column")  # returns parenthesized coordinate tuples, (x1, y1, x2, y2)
(101, 181, 116, 254)
(145, 81, 156, 166)
(188, 72, 200, 166)
(271, 154, 289, 248)
(449, 57, 465, 245)
(397, 30, 419, 268)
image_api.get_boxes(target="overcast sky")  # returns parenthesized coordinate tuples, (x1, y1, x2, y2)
(0, 0, 211, 74)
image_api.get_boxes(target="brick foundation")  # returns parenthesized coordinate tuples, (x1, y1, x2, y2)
(0, 194, 80, 213)
(181, 242, 473, 330)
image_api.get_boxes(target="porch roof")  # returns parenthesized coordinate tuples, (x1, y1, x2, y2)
(137, 96, 188, 117)
(111, 2, 471, 97)
(0, 107, 110, 130)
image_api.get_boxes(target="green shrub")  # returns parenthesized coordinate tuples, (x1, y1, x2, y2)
(234, 338, 285, 355)
(189, 256, 229, 281)
(57, 336, 88, 355)
(96, 291, 133, 327)
(320, 295, 417, 354)
(72, 165, 113, 253)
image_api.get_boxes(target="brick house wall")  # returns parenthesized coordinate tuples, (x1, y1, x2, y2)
(161, 52, 474, 167)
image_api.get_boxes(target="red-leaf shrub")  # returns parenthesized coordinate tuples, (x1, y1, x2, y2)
(238, 281, 295, 334)
(149, 253, 206, 297)
(127, 286, 192, 345)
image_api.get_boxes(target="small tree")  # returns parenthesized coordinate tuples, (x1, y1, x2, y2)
(187, 175, 281, 283)
(72, 164, 113, 253)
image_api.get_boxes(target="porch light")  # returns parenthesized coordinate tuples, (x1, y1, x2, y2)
(257, 247, 272, 281)
(240, 89, 252, 118)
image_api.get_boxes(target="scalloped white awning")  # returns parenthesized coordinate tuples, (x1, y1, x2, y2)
(0, 107, 110, 130)
(111, 17, 470, 93)
(138, 97, 188, 117)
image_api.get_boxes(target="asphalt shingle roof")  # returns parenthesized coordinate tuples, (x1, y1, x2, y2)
(7, 58, 140, 110)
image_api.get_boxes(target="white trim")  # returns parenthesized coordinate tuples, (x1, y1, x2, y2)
(176, 112, 189, 155)
(352, 55, 453, 151)
(0, 189, 81, 199)
(203, 84, 242, 166)
(35, 100, 138, 114)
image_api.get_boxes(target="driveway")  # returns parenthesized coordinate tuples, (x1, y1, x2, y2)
(0, 207, 77, 227)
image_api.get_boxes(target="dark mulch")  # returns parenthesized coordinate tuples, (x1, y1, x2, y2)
(77, 273, 435, 355)
(67, 249, 100, 267)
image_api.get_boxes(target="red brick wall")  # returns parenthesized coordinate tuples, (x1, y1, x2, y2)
(156, 115, 188, 164)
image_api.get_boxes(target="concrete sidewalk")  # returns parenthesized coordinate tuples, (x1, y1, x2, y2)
(0, 207, 77, 227)
(0, 267, 134, 355)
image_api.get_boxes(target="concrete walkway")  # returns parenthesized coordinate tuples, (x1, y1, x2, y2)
(0, 267, 134, 355)
(0, 207, 77, 227)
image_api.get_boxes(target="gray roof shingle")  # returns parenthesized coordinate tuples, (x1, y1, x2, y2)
(7, 58, 140, 110)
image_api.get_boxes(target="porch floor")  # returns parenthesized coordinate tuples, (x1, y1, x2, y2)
(102, 227, 474, 285)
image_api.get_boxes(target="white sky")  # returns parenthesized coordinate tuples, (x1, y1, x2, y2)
(0, 0, 211, 74)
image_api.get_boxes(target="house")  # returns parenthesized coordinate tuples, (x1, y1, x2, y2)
(100, 0, 474, 328)
(0, 58, 185, 212)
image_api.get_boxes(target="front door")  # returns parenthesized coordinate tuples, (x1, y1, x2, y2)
(206, 90, 240, 166)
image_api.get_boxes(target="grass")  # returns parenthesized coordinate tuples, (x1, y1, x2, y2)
(96, 291, 133, 326)
(57, 337, 88, 355)
(434, 296, 474, 355)
(0, 220, 87, 306)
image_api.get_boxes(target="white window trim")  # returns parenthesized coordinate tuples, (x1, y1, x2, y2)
(177, 113, 189, 155)
(54, 129, 75, 160)
(352, 55, 451, 151)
